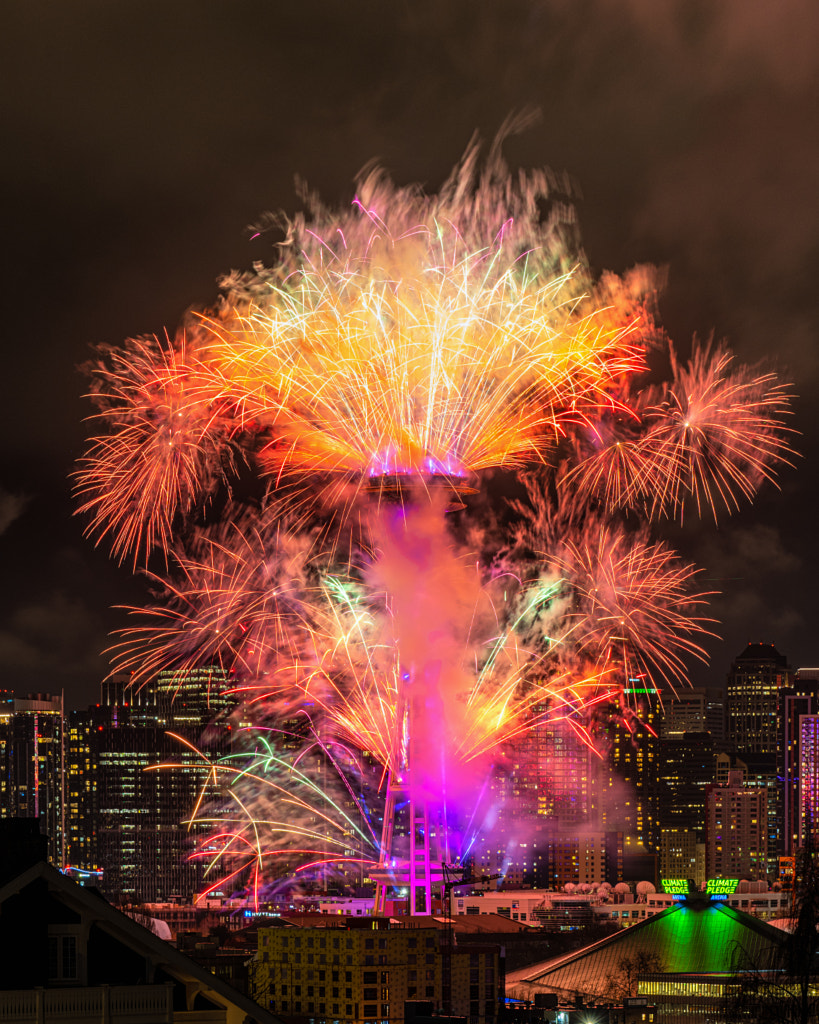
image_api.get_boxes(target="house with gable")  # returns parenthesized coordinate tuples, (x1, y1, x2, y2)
(0, 825, 281, 1024)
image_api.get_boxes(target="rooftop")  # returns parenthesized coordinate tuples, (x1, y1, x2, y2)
(506, 897, 786, 1002)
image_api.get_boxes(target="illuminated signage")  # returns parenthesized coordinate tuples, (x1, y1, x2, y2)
(660, 878, 740, 901)
(706, 878, 739, 896)
(661, 878, 691, 895)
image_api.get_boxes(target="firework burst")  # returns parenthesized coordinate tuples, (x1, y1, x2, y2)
(152, 728, 382, 908)
(570, 340, 795, 520)
(551, 522, 716, 691)
(75, 334, 239, 565)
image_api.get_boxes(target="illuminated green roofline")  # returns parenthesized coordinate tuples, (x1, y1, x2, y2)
(505, 897, 788, 995)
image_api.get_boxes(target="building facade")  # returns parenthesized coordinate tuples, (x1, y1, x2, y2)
(597, 691, 662, 872)
(726, 642, 790, 755)
(705, 768, 769, 880)
(780, 669, 819, 854)
(253, 920, 502, 1024)
(66, 667, 238, 902)
(0, 692, 64, 865)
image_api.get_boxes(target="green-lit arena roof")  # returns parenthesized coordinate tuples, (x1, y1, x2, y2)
(505, 899, 787, 1002)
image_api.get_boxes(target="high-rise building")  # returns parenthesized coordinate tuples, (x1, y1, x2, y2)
(659, 828, 705, 886)
(662, 687, 725, 741)
(0, 692, 64, 865)
(153, 666, 239, 737)
(798, 713, 819, 848)
(738, 752, 779, 875)
(493, 713, 596, 832)
(530, 719, 597, 831)
(712, 750, 778, 875)
(726, 642, 791, 754)
(705, 688, 726, 744)
(657, 731, 714, 836)
(662, 689, 707, 736)
(706, 767, 769, 880)
(656, 729, 711, 892)
(66, 667, 238, 902)
(597, 688, 662, 867)
(724, 643, 790, 870)
(780, 669, 819, 854)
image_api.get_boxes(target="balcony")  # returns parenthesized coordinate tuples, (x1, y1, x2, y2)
(0, 984, 167, 1024)
(0, 984, 231, 1023)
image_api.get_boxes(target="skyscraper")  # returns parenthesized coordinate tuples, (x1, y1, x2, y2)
(662, 688, 708, 736)
(0, 692, 64, 865)
(726, 642, 791, 754)
(725, 643, 791, 868)
(66, 667, 238, 902)
(780, 669, 819, 854)
(597, 687, 662, 874)
(658, 731, 715, 836)
(799, 713, 819, 848)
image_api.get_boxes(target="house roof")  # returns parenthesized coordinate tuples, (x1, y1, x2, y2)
(505, 898, 787, 1001)
(0, 860, 280, 1024)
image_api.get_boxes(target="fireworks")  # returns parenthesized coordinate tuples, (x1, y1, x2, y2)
(151, 729, 382, 910)
(569, 340, 795, 521)
(76, 334, 238, 566)
(202, 254, 641, 482)
(77, 136, 795, 904)
(551, 521, 716, 690)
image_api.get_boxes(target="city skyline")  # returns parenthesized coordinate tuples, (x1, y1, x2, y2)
(4, 641, 812, 902)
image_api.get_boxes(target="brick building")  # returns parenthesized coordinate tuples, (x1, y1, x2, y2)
(252, 918, 502, 1024)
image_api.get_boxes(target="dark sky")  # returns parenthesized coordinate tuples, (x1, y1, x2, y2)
(2, 0, 818, 710)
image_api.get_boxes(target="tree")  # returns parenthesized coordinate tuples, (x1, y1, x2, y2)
(727, 844, 819, 1024)
(607, 951, 666, 1000)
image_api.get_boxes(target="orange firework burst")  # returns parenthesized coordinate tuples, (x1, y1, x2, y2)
(75, 334, 238, 565)
(201, 244, 643, 482)
(550, 521, 717, 691)
(76, 139, 655, 564)
(570, 340, 795, 520)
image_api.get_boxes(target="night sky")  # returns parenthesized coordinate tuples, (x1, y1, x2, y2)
(2, 0, 818, 710)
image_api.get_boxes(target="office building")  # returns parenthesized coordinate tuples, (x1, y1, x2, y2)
(658, 827, 704, 885)
(0, 692, 64, 865)
(799, 713, 819, 847)
(657, 731, 714, 834)
(726, 642, 790, 754)
(662, 688, 707, 736)
(66, 667, 239, 902)
(780, 668, 819, 854)
(597, 689, 662, 871)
